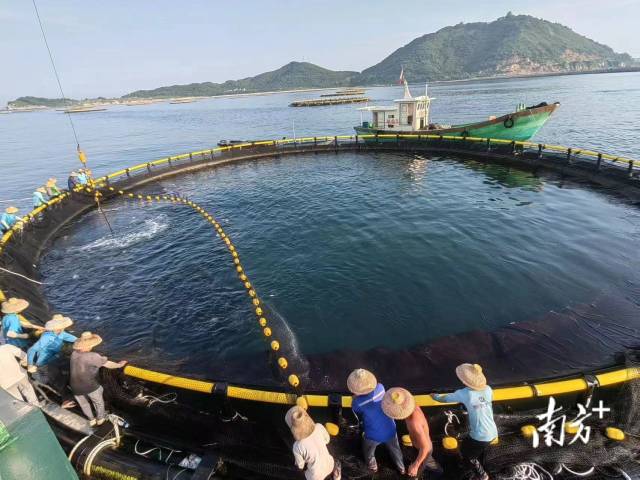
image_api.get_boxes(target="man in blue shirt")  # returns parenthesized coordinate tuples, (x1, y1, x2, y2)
(77, 170, 89, 185)
(33, 187, 47, 208)
(2, 297, 41, 348)
(27, 314, 77, 372)
(432, 364, 497, 480)
(68, 171, 80, 190)
(0, 206, 19, 233)
(348, 368, 405, 474)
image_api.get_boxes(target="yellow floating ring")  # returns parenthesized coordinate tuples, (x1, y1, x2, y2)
(442, 437, 458, 450)
(288, 375, 300, 387)
(278, 357, 288, 369)
(270, 340, 280, 351)
(263, 327, 272, 337)
(259, 317, 267, 327)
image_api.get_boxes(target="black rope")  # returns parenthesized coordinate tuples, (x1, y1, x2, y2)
(30, 0, 80, 148)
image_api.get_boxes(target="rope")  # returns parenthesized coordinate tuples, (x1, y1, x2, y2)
(499, 463, 554, 480)
(30, 0, 80, 147)
(561, 465, 595, 476)
(443, 410, 461, 436)
(0, 266, 45, 285)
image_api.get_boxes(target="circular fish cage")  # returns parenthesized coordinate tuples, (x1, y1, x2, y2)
(2, 134, 640, 479)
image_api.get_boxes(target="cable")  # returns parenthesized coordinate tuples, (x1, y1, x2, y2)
(616, 468, 632, 480)
(30, 0, 80, 147)
(0, 267, 45, 285)
(561, 464, 595, 476)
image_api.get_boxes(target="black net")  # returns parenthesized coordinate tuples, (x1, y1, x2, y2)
(2, 144, 640, 478)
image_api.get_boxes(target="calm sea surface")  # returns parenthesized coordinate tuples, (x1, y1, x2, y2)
(1, 73, 640, 381)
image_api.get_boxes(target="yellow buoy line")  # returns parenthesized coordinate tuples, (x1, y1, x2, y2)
(0, 136, 639, 407)
(87, 185, 304, 392)
(86, 134, 638, 190)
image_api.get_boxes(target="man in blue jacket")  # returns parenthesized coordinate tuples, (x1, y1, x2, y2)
(27, 314, 77, 372)
(348, 368, 405, 474)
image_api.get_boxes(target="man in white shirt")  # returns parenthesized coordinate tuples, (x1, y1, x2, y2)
(0, 343, 39, 406)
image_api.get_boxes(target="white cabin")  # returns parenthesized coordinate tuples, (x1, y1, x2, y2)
(359, 82, 432, 131)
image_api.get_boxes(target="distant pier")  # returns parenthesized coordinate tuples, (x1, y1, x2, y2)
(290, 97, 369, 107)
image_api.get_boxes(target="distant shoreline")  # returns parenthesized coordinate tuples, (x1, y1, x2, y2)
(5, 68, 640, 111)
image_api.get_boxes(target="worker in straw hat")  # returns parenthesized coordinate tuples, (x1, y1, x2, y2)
(1, 297, 42, 349)
(32, 186, 48, 209)
(0, 343, 39, 406)
(347, 368, 405, 474)
(285, 405, 341, 480)
(26, 314, 77, 373)
(432, 364, 497, 480)
(46, 178, 62, 199)
(0, 206, 20, 233)
(68, 171, 80, 190)
(70, 332, 127, 426)
(382, 387, 442, 479)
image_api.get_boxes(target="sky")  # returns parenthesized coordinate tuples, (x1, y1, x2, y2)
(2, 0, 639, 105)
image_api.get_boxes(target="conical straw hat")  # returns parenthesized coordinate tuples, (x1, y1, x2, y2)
(347, 368, 377, 395)
(1, 297, 29, 314)
(73, 331, 102, 351)
(45, 314, 73, 331)
(285, 406, 315, 441)
(382, 387, 416, 420)
(36, 187, 46, 194)
(455, 363, 487, 390)
(5, 206, 18, 214)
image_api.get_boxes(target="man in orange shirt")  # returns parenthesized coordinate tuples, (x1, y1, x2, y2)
(382, 387, 443, 478)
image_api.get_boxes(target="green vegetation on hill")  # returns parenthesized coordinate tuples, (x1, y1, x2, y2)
(123, 62, 358, 98)
(9, 96, 78, 108)
(357, 13, 633, 84)
(8, 14, 637, 106)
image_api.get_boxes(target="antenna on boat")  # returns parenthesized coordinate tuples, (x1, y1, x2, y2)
(30, 0, 114, 235)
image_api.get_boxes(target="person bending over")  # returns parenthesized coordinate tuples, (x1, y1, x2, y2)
(348, 368, 405, 474)
(382, 387, 442, 478)
(70, 332, 126, 426)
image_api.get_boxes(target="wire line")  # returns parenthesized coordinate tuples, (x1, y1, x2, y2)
(30, 0, 80, 148)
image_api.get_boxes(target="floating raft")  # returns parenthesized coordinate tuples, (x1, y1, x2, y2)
(320, 91, 366, 97)
(62, 107, 107, 113)
(290, 97, 369, 107)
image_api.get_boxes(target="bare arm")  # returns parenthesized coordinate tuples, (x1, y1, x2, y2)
(7, 330, 29, 339)
(104, 360, 127, 369)
(408, 416, 433, 477)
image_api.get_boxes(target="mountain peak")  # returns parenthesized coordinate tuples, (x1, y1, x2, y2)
(359, 14, 632, 83)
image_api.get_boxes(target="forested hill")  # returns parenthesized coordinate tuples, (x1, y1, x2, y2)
(357, 13, 633, 84)
(123, 62, 358, 98)
(8, 14, 636, 106)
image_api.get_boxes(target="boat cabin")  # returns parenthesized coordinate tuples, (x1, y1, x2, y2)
(358, 83, 432, 131)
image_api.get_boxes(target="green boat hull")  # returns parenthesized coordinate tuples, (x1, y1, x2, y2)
(354, 102, 559, 142)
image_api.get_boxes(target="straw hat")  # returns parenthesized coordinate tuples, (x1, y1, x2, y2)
(36, 187, 46, 194)
(73, 331, 102, 351)
(455, 363, 487, 391)
(285, 406, 315, 441)
(45, 314, 73, 331)
(347, 368, 377, 396)
(1, 297, 29, 314)
(382, 387, 416, 420)
(70, 171, 78, 177)
(5, 206, 18, 214)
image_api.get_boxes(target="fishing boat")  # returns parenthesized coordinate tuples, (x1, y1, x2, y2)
(354, 73, 559, 142)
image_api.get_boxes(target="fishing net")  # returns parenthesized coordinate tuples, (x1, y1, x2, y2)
(1, 144, 640, 479)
